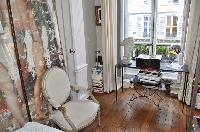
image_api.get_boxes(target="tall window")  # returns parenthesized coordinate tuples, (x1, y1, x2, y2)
(125, 0, 184, 56)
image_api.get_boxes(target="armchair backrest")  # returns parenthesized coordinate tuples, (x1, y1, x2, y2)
(42, 67, 71, 109)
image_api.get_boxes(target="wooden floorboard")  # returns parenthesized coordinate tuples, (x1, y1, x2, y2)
(81, 86, 200, 132)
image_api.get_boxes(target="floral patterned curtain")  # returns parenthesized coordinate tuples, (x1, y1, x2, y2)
(184, 0, 200, 108)
(0, 0, 64, 131)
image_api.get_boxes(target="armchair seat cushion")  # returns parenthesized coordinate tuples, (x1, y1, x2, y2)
(50, 101, 99, 131)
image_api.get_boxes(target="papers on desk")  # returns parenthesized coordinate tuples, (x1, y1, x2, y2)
(167, 63, 182, 70)
(161, 72, 178, 80)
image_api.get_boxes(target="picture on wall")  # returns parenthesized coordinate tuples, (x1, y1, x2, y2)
(95, 6, 101, 26)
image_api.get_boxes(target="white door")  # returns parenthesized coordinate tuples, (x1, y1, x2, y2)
(55, 0, 88, 87)
(55, 0, 76, 85)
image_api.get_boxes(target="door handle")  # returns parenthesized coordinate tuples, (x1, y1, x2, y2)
(70, 49, 75, 54)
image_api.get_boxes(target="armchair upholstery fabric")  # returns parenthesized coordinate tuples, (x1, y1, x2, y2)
(50, 101, 99, 131)
(42, 67, 100, 131)
(42, 67, 70, 109)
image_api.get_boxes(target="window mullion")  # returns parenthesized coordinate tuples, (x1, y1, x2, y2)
(171, 17, 173, 35)
(151, 0, 157, 55)
(124, 0, 128, 38)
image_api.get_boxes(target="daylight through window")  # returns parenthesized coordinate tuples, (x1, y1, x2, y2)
(125, 0, 184, 56)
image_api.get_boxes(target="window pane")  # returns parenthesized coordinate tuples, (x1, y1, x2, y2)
(125, 14, 151, 40)
(128, 0, 151, 13)
(172, 27, 177, 37)
(167, 16, 171, 26)
(126, 0, 152, 45)
(156, 0, 184, 47)
(144, 22, 147, 27)
(173, 16, 178, 26)
(126, 0, 152, 57)
(166, 27, 171, 37)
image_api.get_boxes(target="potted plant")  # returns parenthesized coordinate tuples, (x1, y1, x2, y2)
(168, 50, 177, 61)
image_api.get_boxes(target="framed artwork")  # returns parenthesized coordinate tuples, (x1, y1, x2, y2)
(95, 6, 101, 26)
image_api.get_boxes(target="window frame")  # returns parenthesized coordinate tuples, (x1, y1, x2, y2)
(124, 0, 185, 55)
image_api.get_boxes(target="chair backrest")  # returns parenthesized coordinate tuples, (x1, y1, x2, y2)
(42, 67, 71, 109)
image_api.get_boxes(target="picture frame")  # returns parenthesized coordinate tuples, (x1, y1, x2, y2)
(95, 6, 101, 26)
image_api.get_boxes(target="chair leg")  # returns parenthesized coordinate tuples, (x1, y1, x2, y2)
(47, 120, 52, 127)
(98, 110, 101, 126)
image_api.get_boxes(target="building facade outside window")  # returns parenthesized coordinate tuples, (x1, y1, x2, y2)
(173, 0, 179, 3)
(143, 16, 151, 38)
(125, 0, 184, 57)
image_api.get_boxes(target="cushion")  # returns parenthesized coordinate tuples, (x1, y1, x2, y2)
(16, 122, 63, 132)
(50, 101, 99, 131)
(42, 67, 70, 109)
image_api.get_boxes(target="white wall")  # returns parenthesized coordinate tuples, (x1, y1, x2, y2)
(82, 0, 98, 86)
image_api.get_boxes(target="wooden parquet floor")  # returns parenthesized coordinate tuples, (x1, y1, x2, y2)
(81, 86, 197, 132)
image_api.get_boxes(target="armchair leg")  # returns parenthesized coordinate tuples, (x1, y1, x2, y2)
(47, 121, 52, 127)
(98, 110, 101, 126)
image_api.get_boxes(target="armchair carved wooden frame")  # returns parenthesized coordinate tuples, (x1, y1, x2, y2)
(42, 67, 100, 132)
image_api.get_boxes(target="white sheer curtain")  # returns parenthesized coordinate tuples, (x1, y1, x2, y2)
(184, 0, 200, 106)
(101, 0, 117, 93)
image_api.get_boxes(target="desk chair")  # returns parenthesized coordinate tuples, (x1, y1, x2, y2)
(131, 69, 163, 108)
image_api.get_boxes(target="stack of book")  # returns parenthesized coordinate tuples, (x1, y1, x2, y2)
(92, 66, 103, 93)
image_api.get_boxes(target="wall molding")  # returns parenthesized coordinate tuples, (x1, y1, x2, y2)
(74, 64, 88, 73)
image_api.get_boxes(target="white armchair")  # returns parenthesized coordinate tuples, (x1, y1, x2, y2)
(42, 67, 100, 132)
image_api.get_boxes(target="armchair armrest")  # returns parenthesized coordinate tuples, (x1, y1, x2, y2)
(70, 85, 99, 104)
(58, 105, 78, 132)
